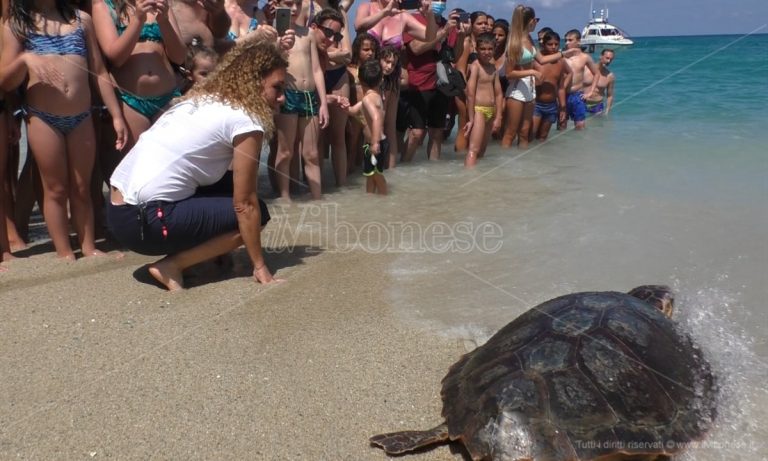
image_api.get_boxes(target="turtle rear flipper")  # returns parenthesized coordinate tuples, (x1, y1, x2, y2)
(370, 423, 449, 454)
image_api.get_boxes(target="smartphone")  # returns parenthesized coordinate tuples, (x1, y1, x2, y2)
(398, 0, 420, 10)
(458, 11, 470, 23)
(274, 7, 291, 36)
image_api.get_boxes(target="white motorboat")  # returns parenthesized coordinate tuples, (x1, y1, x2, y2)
(580, 6, 634, 52)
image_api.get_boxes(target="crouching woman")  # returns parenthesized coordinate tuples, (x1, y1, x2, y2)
(108, 41, 287, 291)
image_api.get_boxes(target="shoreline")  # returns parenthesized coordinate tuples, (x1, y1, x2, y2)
(0, 240, 467, 459)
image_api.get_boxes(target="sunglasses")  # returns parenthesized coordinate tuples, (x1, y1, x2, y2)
(317, 24, 343, 42)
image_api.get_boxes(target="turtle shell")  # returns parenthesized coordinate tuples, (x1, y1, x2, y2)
(440, 291, 717, 460)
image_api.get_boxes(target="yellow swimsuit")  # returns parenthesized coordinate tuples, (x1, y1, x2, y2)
(475, 105, 495, 121)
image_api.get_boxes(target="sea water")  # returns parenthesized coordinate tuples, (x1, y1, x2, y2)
(297, 34, 767, 459)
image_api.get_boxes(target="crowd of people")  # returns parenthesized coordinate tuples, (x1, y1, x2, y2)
(0, 0, 617, 287)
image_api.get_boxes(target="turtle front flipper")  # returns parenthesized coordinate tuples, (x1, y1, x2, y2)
(370, 423, 450, 454)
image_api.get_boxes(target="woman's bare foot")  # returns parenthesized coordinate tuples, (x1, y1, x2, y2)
(2, 251, 16, 261)
(148, 258, 184, 291)
(9, 239, 27, 252)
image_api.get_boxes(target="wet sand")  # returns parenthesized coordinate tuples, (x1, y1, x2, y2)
(0, 229, 471, 459)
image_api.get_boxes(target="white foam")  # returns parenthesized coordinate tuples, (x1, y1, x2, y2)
(674, 285, 768, 460)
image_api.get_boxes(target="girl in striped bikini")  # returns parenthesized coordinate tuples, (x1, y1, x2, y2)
(0, 0, 127, 260)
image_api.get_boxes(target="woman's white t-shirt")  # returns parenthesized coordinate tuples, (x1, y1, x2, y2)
(111, 99, 263, 204)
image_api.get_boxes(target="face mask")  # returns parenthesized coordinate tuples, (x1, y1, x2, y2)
(431, 1, 446, 16)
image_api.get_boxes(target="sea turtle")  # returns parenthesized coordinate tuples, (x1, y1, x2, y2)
(370, 285, 717, 461)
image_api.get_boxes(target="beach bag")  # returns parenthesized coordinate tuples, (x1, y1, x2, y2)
(436, 60, 466, 97)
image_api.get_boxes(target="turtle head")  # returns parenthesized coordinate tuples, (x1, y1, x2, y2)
(627, 285, 674, 318)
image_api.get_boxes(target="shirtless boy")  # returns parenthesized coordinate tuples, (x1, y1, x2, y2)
(463, 33, 502, 168)
(582, 48, 615, 115)
(274, 0, 333, 200)
(532, 31, 570, 141)
(561, 29, 599, 130)
(348, 60, 387, 195)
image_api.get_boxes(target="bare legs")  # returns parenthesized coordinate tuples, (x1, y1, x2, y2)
(465, 112, 492, 169)
(454, 95, 468, 152)
(501, 98, 534, 148)
(327, 98, 349, 187)
(404, 127, 444, 163)
(275, 113, 322, 201)
(345, 116, 363, 176)
(27, 114, 103, 260)
(149, 230, 243, 291)
(365, 173, 387, 195)
(0, 115, 12, 264)
(384, 89, 399, 169)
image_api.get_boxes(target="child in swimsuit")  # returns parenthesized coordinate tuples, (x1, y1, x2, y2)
(0, 0, 128, 260)
(345, 32, 378, 175)
(92, 0, 186, 154)
(532, 31, 569, 142)
(178, 43, 219, 94)
(273, 0, 331, 201)
(348, 60, 387, 195)
(463, 33, 502, 168)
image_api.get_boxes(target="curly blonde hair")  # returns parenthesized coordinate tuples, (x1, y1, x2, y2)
(184, 40, 288, 139)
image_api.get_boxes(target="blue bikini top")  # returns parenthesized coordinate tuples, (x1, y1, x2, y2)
(226, 17, 258, 41)
(519, 46, 535, 65)
(24, 10, 88, 58)
(104, 0, 163, 43)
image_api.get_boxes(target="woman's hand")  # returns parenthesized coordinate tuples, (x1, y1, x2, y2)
(253, 264, 284, 284)
(419, 0, 433, 16)
(382, 0, 399, 17)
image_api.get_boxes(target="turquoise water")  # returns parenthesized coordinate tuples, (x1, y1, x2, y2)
(325, 34, 768, 459)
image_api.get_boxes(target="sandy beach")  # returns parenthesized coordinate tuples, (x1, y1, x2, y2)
(0, 225, 470, 460)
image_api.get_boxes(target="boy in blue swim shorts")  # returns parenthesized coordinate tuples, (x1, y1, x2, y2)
(273, 2, 341, 201)
(560, 29, 599, 130)
(532, 31, 569, 141)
